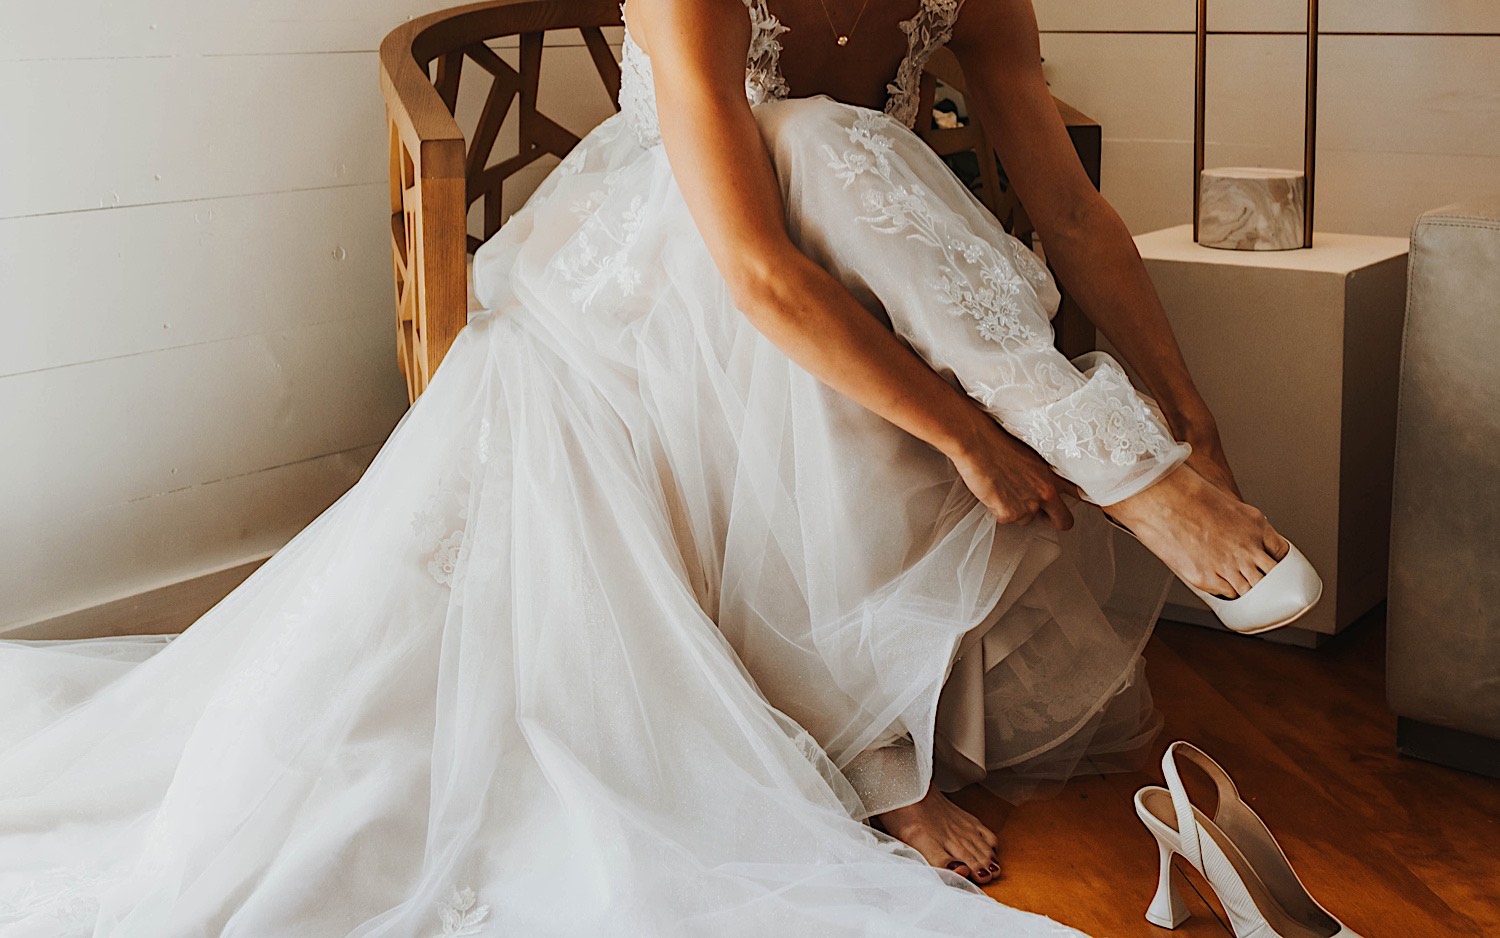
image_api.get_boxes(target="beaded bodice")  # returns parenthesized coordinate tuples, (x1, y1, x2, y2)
(619, 0, 966, 147)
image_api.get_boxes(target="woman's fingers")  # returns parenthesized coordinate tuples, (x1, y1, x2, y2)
(1040, 494, 1074, 531)
(1050, 474, 1082, 501)
(991, 503, 1037, 527)
(984, 482, 1074, 531)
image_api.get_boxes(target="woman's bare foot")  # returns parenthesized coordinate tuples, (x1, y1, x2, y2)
(875, 785, 1001, 885)
(1105, 462, 1289, 600)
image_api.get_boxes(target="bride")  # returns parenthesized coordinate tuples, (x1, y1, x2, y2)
(0, 0, 1311, 934)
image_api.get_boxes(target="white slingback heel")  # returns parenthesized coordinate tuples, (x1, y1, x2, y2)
(1105, 516, 1323, 634)
(1134, 742, 1362, 938)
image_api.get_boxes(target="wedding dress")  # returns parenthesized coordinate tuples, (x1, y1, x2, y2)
(0, 1, 1192, 934)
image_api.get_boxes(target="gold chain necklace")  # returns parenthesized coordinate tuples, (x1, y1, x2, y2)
(815, 0, 874, 46)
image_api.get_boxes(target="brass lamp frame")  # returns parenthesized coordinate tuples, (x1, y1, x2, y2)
(1193, 0, 1320, 249)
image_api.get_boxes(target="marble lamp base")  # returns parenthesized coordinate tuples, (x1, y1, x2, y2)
(1198, 167, 1307, 251)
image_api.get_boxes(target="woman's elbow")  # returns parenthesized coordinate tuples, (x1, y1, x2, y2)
(1040, 189, 1115, 244)
(720, 246, 804, 319)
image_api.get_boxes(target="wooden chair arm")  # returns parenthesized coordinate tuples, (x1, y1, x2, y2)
(379, 0, 622, 401)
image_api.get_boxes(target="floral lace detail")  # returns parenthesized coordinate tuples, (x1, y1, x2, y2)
(433, 885, 490, 936)
(886, 0, 966, 128)
(209, 573, 327, 711)
(0, 863, 125, 932)
(412, 435, 491, 590)
(551, 191, 647, 304)
(743, 0, 789, 105)
(618, 28, 659, 147)
(1001, 361, 1179, 468)
(427, 531, 470, 586)
(985, 630, 1140, 744)
(820, 110, 1184, 500)
(823, 111, 1042, 360)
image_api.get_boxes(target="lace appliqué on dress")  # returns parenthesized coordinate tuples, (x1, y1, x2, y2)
(823, 111, 1043, 358)
(886, 0, 966, 129)
(0, 863, 125, 933)
(412, 431, 492, 591)
(743, 0, 789, 105)
(552, 191, 648, 304)
(618, 30, 660, 148)
(209, 572, 329, 711)
(1003, 364, 1179, 470)
(434, 885, 491, 936)
(821, 111, 1181, 493)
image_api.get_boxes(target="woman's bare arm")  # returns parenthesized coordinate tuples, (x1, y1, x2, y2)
(627, 0, 1075, 528)
(947, 0, 1240, 495)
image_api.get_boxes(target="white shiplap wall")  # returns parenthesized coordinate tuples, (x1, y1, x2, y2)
(3, 0, 1495, 633)
(1032, 0, 1500, 236)
(0, 3, 619, 633)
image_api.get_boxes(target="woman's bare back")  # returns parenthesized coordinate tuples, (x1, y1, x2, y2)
(767, 0, 927, 111)
(625, 0, 966, 118)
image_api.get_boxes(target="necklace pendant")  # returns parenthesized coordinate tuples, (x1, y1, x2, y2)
(837, 35, 849, 46)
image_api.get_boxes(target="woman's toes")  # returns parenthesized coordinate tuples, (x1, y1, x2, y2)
(1226, 568, 1253, 599)
(1200, 571, 1239, 601)
(944, 859, 972, 879)
(970, 853, 1001, 883)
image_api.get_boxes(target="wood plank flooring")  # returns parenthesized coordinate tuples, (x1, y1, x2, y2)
(961, 613, 1500, 937)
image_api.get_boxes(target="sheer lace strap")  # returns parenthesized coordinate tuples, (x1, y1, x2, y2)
(742, 0, 789, 104)
(886, 0, 966, 128)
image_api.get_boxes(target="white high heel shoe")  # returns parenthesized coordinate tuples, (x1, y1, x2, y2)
(1134, 741, 1362, 938)
(1105, 516, 1323, 634)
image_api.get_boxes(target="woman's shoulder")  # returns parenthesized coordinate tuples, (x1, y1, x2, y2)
(947, 0, 1043, 58)
(623, 0, 753, 63)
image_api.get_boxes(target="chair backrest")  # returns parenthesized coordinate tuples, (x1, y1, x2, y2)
(380, 1, 1099, 401)
(381, 0, 623, 400)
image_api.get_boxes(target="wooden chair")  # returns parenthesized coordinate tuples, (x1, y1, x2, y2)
(379, 0, 1101, 402)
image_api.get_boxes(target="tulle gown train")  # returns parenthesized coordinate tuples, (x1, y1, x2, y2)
(0, 6, 1186, 934)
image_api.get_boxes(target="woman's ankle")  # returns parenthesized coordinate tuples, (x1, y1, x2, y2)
(1102, 461, 1197, 528)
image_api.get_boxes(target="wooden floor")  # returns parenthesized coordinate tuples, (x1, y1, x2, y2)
(955, 613, 1500, 937)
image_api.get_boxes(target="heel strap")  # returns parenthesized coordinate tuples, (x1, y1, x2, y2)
(1161, 741, 1242, 871)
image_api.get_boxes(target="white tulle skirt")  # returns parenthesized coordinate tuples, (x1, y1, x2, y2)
(0, 97, 1168, 936)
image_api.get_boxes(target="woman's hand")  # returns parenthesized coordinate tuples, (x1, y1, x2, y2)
(950, 421, 1079, 530)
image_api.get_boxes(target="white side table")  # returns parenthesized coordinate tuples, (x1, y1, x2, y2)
(1130, 225, 1409, 646)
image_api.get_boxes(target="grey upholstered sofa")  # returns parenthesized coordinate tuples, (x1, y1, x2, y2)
(1388, 198, 1500, 778)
